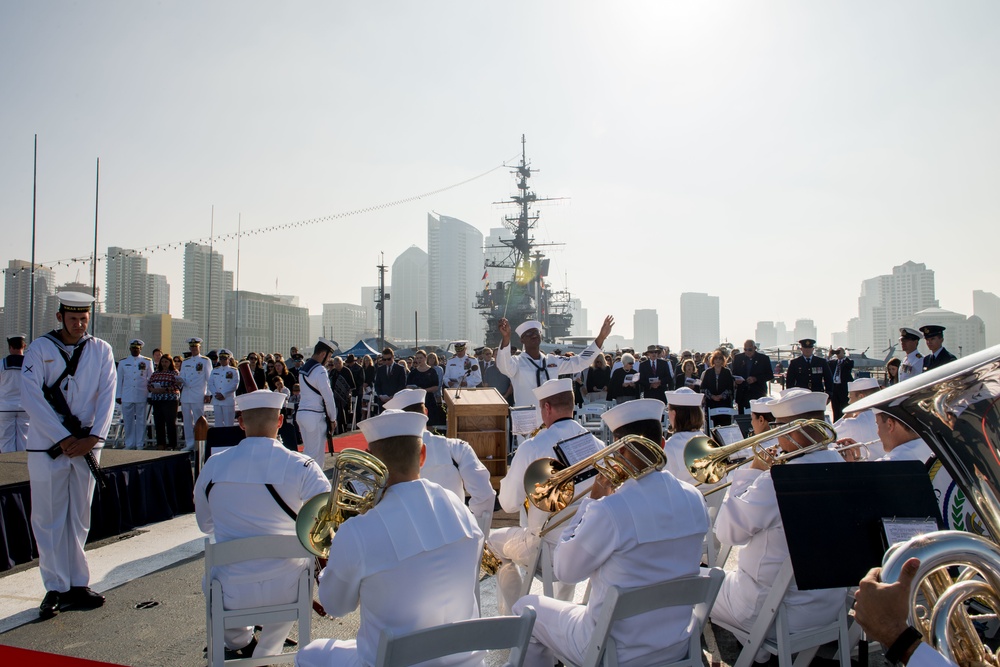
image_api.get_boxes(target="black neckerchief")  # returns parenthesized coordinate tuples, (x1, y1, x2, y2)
(526, 354, 550, 387)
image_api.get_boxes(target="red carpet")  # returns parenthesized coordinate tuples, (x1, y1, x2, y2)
(0, 645, 125, 666)
(332, 431, 368, 453)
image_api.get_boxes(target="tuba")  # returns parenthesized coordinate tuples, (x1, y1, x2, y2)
(849, 344, 1000, 667)
(296, 448, 389, 557)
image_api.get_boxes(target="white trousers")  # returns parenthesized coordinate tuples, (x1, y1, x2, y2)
(488, 527, 575, 615)
(28, 448, 100, 592)
(0, 412, 29, 453)
(296, 638, 361, 667)
(121, 402, 147, 449)
(180, 401, 206, 448)
(297, 411, 328, 465)
(206, 568, 301, 655)
(213, 403, 235, 428)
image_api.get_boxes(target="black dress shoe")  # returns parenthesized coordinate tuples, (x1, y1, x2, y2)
(39, 590, 62, 619)
(67, 586, 105, 608)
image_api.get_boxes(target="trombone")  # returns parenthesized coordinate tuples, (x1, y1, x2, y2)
(683, 419, 838, 494)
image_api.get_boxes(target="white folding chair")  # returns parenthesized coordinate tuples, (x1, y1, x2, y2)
(517, 503, 581, 599)
(713, 558, 851, 667)
(204, 535, 314, 667)
(559, 568, 725, 667)
(707, 407, 738, 432)
(374, 606, 537, 667)
(107, 405, 125, 448)
(575, 403, 611, 443)
(702, 490, 730, 569)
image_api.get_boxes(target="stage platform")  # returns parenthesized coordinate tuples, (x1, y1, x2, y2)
(0, 450, 195, 573)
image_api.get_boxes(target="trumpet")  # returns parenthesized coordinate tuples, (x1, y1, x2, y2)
(296, 449, 389, 557)
(832, 438, 880, 461)
(683, 419, 838, 494)
(524, 434, 666, 516)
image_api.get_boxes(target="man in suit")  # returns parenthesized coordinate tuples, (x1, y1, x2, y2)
(638, 344, 672, 403)
(828, 347, 854, 422)
(373, 347, 407, 411)
(731, 340, 774, 415)
(785, 339, 833, 398)
(920, 325, 958, 373)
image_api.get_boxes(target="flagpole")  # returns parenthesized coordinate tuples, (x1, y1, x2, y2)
(29, 135, 38, 340)
(92, 157, 100, 327)
(235, 213, 241, 356)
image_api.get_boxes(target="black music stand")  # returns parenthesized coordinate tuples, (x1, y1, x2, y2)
(771, 460, 941, 591)
(205, 426, 245, 460)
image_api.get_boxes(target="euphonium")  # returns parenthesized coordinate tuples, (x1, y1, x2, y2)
(296, 448, 389, 557)
(683, 418, 837, 493)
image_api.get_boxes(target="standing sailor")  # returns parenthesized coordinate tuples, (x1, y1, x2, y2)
(919, 325, 958, 373)
(20, 292, 116, 618)
(898, 328, 924, 382)
(785, 339, 833, 395)
(116, 339, 152, 450)
(297, 338, 338, 465)
(443, 341, 482, 389)
(178, 337, 212, 451)
(0, 334, 29, 453)
(496, 316, 614, 409)
(208, 349, 239, 427)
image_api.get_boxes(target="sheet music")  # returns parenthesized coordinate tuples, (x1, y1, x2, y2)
(511, 406, 540, 435)
(882, 517, 938, 546)
(556, 432, 603, 466)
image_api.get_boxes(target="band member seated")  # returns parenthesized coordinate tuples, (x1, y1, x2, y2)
(748, 397, 774, 436)
(384, 388, 496, 530)
(195, 389, 331, 658)
(297, 410, 484, 667)
(662, 388, 706, 484)
(711, 389, 847, 646)
(512, 399, 708, 667)
(871, 409, 933, 463)
(489, 378, 601, 614)
(832, 377, 884, 461)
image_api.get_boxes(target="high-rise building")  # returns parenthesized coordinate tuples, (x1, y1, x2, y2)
(973, 290, 1000, 347)
(775, 322, 789, 345)
(568, 298, 588, 337)
(322, 303, 367, 349)
(225, 291, 310, 358)
(147, 274, 170, 315)
(909, 307, 985, 358)
(755, 321, 777, 348)
(309, 314, 322, 347)
(679, 293, 720, 352)
(793, 319, 818, 343)
(183, 242, 229, 350)
(633, 309, 659, 348)
(390, 246, 429, 345)
(427, 213, 485, 344)
(854, 261, 938, 355)
(4, 260, 56, 338)
(106, 247, 149, 315)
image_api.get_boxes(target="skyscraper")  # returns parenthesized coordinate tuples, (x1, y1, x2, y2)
(225, 291, 309, 357)
(106, 247, 149, 315)
(909, 307, 985, 358)
(633, 309, 659, 348)
(973, 290, 1000, 347)
(679, 293, 720, 352)
(755, 321, 777, 348)
(4, 259, 56, 338)
(322, 303, 367, 349)
(854, 261, 938, 354)
(183, 242, 229, 350)
(390, 246, 429, 345)
(793, 319, 818, 343)
(146, 274, 170, 314)
(427, 213, 485, 344)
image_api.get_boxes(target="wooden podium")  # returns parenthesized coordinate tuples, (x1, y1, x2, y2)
(442, 387, 509, 490)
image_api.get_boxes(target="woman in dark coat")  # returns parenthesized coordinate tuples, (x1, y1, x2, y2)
(607, 353, 641, 404)
(700, 349, 735, 426)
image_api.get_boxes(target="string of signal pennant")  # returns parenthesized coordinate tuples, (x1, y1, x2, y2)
(2, 159, 512, 277)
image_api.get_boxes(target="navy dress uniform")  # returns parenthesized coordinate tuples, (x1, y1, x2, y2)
(785, 339, 834, 395)
(919, 325, 958, 373)
(178, 337, 213, 450)
(898, 328, 924, 381)
(1, 334, 29, 453)
(208, 349, 239, 427)
(116, 339, 152, 450)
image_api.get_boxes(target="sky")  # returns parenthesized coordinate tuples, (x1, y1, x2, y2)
(1, 1, 998, 344)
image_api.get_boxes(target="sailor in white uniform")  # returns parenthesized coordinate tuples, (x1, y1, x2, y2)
(898, 328, 924, 382)
(832, 377, 884, 460)
(116, 338, 152, 450)
(297, 337, 338, 465)
(178, 337, 212, 450)
(873, 409, 934, 464)
(662, 388, 707, 485)
(443, 341, 482, 389)
(384, 388, 496, 532)
(0, 333, 29, 453)
(21, 292, 116, 618)
(489, 379, 601, 613)
(208, 349, 239, 428)
(711, 389, 848, 641)
(513, 399, 709, 667)
(297, 410, 484, 667)
(495, 317, 614, 410)
(195, 389, 330, 658)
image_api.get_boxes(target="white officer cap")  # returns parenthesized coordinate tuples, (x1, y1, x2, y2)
(602, 398, 664, 432)
(218, 348, 232, 357)
(848, 377, 880, 392)
(899, 327, 922, 341)
(57, 291, 95, 312)
(235, 389, 284, 412)
(515, 320, 543, 337)
(187, 337, 203, 345)
(533, 378, 573, 402)
(770, 389, 827, 419)
(384, 388, 427, 410)
(360, 409, 427, 443)
(665, 387, 704, 407)
(129, 339, 144, 347)
(452, 340, 468, 349)
(750, 397, 775, 415)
